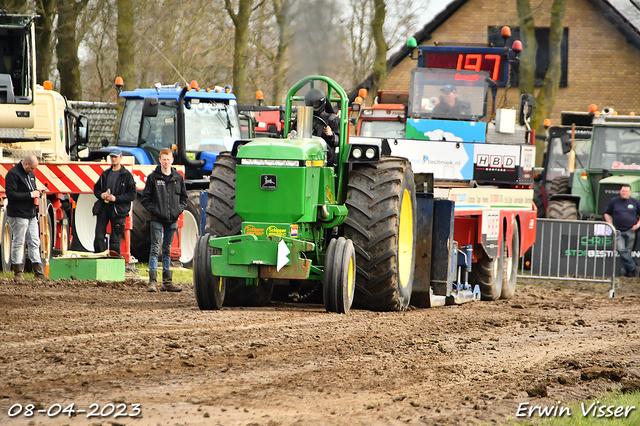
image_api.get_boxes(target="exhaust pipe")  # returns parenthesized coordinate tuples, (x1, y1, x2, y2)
(295, 106, 315, 139)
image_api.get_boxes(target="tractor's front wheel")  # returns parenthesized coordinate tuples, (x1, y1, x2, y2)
(323, 237, 356, 314)
(193, 234, 224, 310)
(344, 157, 417, 311)
(471, 250, 504, 301)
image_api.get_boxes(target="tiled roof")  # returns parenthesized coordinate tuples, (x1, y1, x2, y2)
(68, 101, 118, 148)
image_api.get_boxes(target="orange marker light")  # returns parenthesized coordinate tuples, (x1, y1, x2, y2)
(115, 76, 124, 88)
(512, 40, 522, 53)
(43, 80, 53, 91)
(543, 118, 551, 128)
(358, 88, 367, 98)
(256, 90, 264, 101)
(501, 26, 511, 38)
(190, 80, 198, 89)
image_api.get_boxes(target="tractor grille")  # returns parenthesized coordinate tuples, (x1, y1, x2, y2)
(598, 183, 622, 216)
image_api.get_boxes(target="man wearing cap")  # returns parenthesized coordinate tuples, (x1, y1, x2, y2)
(92, 148, 137, 255)
(431, 85, 472, 119)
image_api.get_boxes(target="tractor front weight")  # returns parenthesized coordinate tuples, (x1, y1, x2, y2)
(209, 233, 315, 280)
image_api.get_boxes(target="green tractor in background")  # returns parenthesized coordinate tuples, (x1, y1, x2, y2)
(193, 76, 417, 313)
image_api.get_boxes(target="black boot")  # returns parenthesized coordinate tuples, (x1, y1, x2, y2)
(12, 263, 23, 280)
(32, 263, 49, 280)
(147, 270, 158, 292)
(160, 270, 181, 292)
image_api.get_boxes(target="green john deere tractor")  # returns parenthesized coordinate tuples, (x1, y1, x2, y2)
(193, 76, 417, 313)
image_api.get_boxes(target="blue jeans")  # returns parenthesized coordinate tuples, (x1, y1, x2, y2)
(9, 216, 42, 265)
(616, 229, 636, 274)
(149, 221, 177, 271)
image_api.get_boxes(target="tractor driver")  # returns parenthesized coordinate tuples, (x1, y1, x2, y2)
(292, 88, 340, 165)
(431, 84, 472, 119)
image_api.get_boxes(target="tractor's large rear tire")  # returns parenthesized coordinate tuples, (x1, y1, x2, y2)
(548, 176, 570, 196)
(501, 222, 520, 300)
(193, 234, 224, 310)
(343, 157, 417, 311)
(205, 153, 242, 237)
(131, 194, 151, 262)
(546, 200, 578, 219)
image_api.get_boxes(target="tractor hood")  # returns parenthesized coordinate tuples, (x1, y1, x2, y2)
(237, 137, 326, 161)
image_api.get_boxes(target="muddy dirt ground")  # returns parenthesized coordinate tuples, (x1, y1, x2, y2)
(0, 274, 639, 426)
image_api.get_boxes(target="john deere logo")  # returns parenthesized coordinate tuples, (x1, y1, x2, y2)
(261, 174, 277, 190)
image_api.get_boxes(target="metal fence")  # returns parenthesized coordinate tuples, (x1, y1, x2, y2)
(518, 219, 618, 296)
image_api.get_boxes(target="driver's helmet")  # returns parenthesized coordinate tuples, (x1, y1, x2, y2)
(304, 88, 326, 116)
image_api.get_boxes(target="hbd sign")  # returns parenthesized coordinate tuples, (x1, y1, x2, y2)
(476, 154, 516, 169)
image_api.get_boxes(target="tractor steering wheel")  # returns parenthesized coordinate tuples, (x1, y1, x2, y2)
(314, 115, 328, 129)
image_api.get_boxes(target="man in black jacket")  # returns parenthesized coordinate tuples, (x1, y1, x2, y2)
(141, 147, 188, 292)
(93, 148, 137, 255)
(5, 155, 47, 279)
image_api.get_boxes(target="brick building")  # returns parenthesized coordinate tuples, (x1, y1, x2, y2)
(352, 0, 640, 123)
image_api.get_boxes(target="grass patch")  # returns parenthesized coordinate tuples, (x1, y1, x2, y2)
(501, 391, 640, 425)
(132, 262, 193, 284)
(0, 263, 194, 283)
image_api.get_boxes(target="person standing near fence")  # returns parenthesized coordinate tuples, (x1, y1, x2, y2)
(604, 184, 640, 277)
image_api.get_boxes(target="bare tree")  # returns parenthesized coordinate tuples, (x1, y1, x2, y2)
(56, 0, 89, 100)
(261, 0, 293, 105)
(224, 0, 258, 104)
(287, 0, 349, 88)
(78, 0, 117, 101)
(371, 0, 386, 97)
(35, 0, 56, 84)
(517, 0, 567, 165)
(115, 0, 134, 91)
(349, 0, 427, 94)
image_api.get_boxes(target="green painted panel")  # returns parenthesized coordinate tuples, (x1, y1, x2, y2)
(49, 258, 125, 281)
(236, 165, 320, 223)
(237, 138, 325, 160)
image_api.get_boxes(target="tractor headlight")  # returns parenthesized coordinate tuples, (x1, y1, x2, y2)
(365, 148, 376, 159)
(352, 148, 362, 159)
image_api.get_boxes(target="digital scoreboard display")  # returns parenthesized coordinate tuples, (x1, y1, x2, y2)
(418, 46, 510, 87)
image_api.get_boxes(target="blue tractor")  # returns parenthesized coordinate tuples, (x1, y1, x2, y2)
(107, 82, 244, 266)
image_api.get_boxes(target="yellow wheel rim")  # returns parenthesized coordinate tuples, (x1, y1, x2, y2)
(398, 189, 413, 287)
(347, 256, 354, 296)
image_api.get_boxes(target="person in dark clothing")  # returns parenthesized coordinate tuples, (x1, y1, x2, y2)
(292, 88, 340, 165)
(141, 147, 188, 292)
(92, 148, 137, 255)
(5, 155, 47, 279)
(604, 184, 640, 277)
(431, 84, 472, 119)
